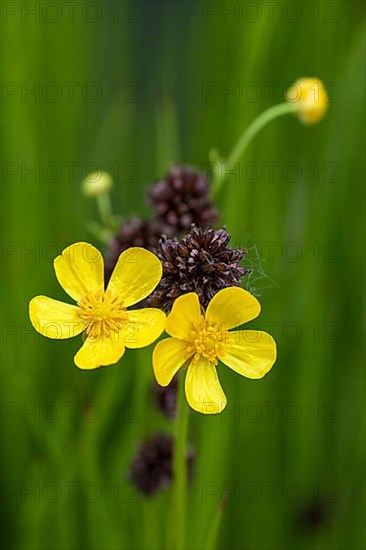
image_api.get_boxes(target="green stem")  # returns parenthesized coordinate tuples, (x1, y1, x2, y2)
(96, 192, 113, 227)
(212, 102, 299, 195)
(172, 372, 189, 550)
(203, 499, 227, 550)
(85, 221, 114, 244)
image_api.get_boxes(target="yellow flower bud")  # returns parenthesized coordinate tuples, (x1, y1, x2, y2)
(82, 171, 113, 197)
(286, 78, 328, 125)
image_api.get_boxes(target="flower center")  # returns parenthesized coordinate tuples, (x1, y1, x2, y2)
(77, 290, 127, 340)
(186, 317, 225, 366)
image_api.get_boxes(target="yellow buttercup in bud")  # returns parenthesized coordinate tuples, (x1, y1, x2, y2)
(286, 78, 328, 125)
(82, 170, 113, 197)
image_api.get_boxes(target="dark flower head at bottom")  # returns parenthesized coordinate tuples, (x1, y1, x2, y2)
(297, 498, 335, 532)
(129, 433, 194, 496)
(148, 225, 249, 312)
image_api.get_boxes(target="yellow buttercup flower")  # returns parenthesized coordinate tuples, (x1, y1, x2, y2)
(29, 243, 166, 369)
(286, 77, 328, 125)
(153, 287, 276, 414)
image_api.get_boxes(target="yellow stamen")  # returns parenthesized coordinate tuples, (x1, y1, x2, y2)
(185, 316, 225, 366)
(77, 290, 127, 339)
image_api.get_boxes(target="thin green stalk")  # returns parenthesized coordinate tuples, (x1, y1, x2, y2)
(85, 220, 114, 244)
(172, 372, 189, 550)
(88, 192, 116, 243)
(204, 498, 227, 550)
(96, 192, 113, 227)
(212, 102, 299, 196)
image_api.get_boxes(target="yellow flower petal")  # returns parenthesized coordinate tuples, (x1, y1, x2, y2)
(29, 296, 85, 339)
(123, 308, 166, 349)
(205, 287, 260, 330)
(107, 247, 162, 308)
(166, 293, 202, 340)
(153, 337, 190, 386)
(74, 333, 125, 370)
(54, 242, 104, 302)
(219, 330, 276, 379)
(185, 359, 227, 414)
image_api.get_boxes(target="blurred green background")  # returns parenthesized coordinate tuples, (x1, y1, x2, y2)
(1, 1, 365, 549)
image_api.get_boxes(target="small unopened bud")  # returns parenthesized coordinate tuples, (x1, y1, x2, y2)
(286, 78, 328, 125)
(82, 171, 113, 197)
